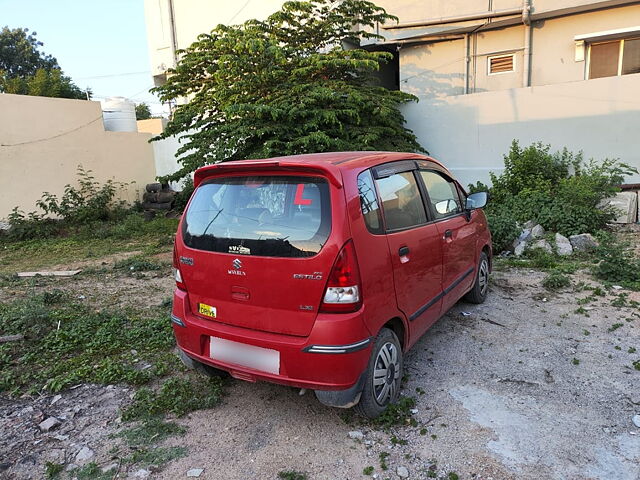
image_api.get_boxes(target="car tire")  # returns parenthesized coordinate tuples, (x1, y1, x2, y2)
(464, 251, 489, 304)
(355, 328, 403, 419)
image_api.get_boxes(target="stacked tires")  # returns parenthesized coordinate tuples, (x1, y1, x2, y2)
(143, 183, 175, 211)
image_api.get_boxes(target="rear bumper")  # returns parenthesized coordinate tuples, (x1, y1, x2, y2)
(171, 289, 373, 391)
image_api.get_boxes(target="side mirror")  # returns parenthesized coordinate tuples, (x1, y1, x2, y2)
(465, 192, 488, 210)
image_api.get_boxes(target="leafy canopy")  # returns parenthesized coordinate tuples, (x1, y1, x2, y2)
(152, 0, 425, 182)
(136, 102, 152, 120)
(0, 26, 87, 99)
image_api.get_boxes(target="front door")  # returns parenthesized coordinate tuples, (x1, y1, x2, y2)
(373, 166, 443, 344)
(418, 169, 477, 311)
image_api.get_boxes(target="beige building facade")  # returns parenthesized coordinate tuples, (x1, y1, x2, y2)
(0, 94, 157, 220)
(143, 0, 640, 185)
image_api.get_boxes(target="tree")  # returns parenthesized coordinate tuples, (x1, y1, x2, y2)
(135, 102, 152, 120)
(0, 27, 57, 77)
(152, 0, 425, 182)
(0, 26, 87, 100)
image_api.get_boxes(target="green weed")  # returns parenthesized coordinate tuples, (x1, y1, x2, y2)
(117, 417, 186, 447)
(45, 462, 63, 479)
(278, 471, 308, 480)
(379, 452, 389, 471)
(542, 271, 571, 290)
(122, 376, 224, 420)
(363, 466, 374, 475)
(370, 396, 416, 430)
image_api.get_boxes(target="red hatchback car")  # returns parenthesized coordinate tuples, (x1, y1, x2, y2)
(171, 152, 491, 417)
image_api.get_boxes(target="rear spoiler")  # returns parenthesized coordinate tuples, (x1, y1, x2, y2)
(193, 161, 343, 188)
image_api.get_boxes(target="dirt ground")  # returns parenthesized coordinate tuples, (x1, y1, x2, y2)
(1, 264, 639, 479)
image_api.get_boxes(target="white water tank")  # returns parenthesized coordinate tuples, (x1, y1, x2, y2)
(101, 97, 137, 132)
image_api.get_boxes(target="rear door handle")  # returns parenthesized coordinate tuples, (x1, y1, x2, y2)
(399, 246, 410, 257)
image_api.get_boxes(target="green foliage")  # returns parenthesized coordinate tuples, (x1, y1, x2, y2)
(114, 255, 163, 272)
(0, 27, 87, 99)
(369, 395, 416, 430)
(592, 233, 640, 287)
(363, 466, 375, 475)
(45, 462, 63, 479)
(1, 67, 87, 99)
(0, 27, 57, 77)
(172, 177, 195, 213)
(480, 141, 636, 252)
(0, 293, 178, 394)
(152, 0, 425, 183)
(5, 167, 129, 241)
(123, 446, 188, 468)
(117, 418, 186, 447)
(278, 471, 308, 480)
(542, 271, 571, 290)
(135, 102, 152, 120)
(122, 376, 224, 420)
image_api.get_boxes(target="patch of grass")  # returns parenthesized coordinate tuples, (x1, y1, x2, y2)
(278, 471, 308, 480)
(0, 293, 180, 395)
(629, 347, 637, 354)
(369, 396, 416, 430)
(611, 294, 628, 308)
(0, 214, 177, 274)
(45, 462, 64, 479)
(124, 446, 187, 468)
(114, 255, 164, 272)
(117, 417, 186, 446)
(122, 376, 224, 420)
(542, 271, 571, 290)
(379, 452, 389, 471)
(608, 323, 624, 333)
(574, 306, 589, 316)
(633, 360, 640, 371)
(572, 358, 580, 365)
(363, 466, 374, 475)
(74, 462, 113, 480)
(390, 434, 407, 445)
(448, 473, 460, 480)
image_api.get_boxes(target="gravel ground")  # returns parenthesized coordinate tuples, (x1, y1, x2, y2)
(156, 268, 640, 480)
(1, 267, 639, 479)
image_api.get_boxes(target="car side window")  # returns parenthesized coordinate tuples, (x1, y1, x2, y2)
(357, 170, 383, 234)
(376, 171, 427, 231)
(419, 170, 463, 219)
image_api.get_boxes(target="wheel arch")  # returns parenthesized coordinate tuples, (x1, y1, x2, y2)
(382, 316, 407, 351)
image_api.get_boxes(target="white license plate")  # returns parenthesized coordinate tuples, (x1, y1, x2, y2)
(209, 337, 280, 375)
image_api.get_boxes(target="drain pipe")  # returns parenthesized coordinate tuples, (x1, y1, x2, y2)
(522, 0, 532, 87)
(464, 33, 471, 94)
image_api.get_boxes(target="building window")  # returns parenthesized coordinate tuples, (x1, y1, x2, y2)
(589, 37, 640, 79)
(488, 54, 515, 75)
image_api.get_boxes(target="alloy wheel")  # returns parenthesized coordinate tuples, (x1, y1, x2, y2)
(479, 259, 489, 296)
(372, 342, 400, 405)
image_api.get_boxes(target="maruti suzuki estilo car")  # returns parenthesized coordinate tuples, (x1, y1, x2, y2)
(171, 152, 491, 417)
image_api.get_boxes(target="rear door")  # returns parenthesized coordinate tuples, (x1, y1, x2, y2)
(372, 162, 444, 340)
(417, 169, 477, 311)
(177, 174, 338, 337)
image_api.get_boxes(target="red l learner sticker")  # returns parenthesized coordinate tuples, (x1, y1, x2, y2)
(294, 184, 312, 206)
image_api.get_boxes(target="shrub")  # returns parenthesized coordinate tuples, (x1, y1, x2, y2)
(542, 271, 571, 290)
(479, 141, 636, 251)
(6, 166, 129, 241)
(592, 232, 640, 286)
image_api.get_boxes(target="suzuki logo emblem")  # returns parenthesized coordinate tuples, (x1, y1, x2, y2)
(232, 258, 242, 270)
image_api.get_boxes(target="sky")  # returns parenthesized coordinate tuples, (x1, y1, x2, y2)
(0, 0, 165, 115)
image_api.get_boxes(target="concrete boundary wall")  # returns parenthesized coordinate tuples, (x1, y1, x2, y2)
(403, 73, 640, 188)
(0, 94, 157, 220)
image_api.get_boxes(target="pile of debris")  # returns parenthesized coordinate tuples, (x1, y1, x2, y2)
(510, 221, 598, 257)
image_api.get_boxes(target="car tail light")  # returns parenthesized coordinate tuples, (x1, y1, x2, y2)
(173, 246, 187, 291)
(320, 240, 362, 313)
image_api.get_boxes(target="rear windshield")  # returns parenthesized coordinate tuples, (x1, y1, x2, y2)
(183, 176, 331, 257)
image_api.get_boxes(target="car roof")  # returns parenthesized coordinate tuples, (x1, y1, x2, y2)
(193, 151, 448, 188)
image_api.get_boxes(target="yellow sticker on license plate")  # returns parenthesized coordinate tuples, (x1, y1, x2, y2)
(198, 303, 217, 318)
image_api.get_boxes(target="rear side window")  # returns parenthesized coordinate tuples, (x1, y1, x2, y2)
(357, 170, 383, 234)
(376, 171, 427, 231)
(183, 176, 331, 257)
(419, 170, 463, 219)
